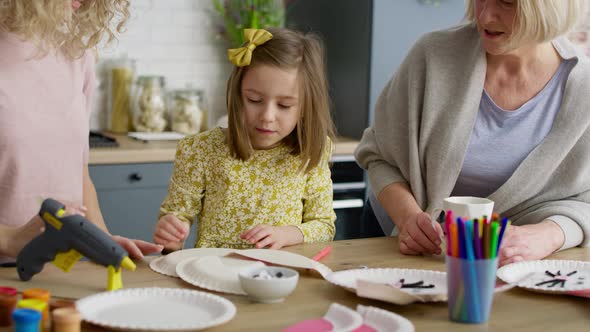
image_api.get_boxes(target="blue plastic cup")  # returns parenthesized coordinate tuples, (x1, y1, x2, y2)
(12, 308, 42, 332)
(446, 256, 498, 323)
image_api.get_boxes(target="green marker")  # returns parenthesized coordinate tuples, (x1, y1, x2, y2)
(490, 222, 499, 258)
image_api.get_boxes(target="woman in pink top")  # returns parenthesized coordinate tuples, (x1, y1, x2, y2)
(0, 0, 162, 261)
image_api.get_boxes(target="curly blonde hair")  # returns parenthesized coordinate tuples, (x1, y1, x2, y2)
(0, 0, 130, 59)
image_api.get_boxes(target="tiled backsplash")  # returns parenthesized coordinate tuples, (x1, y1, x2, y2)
(91, 1, 588, 132)
(92, 0, 232, 131)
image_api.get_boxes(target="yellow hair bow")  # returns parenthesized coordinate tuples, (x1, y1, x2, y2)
(227, 29, 273, 67)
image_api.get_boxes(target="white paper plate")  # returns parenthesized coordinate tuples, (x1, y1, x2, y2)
(357, 305, 415, 332)
(497, 260, 590, 294)
(326, 268, 446, 296)
(176, 256, 266, 295)
(76, 288, 236, 331)
(233, 249, 333, 278)
(150, 248, 235, 277)
(324, 303, 363, 331)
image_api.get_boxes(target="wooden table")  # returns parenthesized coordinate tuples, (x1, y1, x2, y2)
(1, 237, 588, 331)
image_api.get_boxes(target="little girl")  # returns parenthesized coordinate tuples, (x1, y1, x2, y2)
(0, 0, 162, 260)
(154, 28, 336, 250)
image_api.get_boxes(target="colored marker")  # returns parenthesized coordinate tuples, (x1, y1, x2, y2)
(444, 210, 453, 255)
(311, 246, 331, 262)
(445, 210, 454, 228)
(457, 217, 466, 259)
(497, 217, 511, 251)
(463, 220, 480, 322)
(481, 215, 487, 236)
(451, 221, 459, 258)
(490, 222, 499, 258)
(464, 221, 475, 260)
(483, 218, 491, 259)
(445, 218, 452, 256)
(473, 218, 482, 259)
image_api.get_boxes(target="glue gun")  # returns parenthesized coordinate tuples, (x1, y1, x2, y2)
(16, 198, 136, 290)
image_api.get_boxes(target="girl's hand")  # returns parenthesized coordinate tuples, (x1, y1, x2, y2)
(398, 211, 443, 256)
(498, 220, 564, 267)
(240, 225, 304, 249)
(153, 215, 190, 252)
(112, 235, 163, 259)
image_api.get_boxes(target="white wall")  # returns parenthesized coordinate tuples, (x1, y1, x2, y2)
(92, 0, 232, 131)
(369, 0, 465, 126)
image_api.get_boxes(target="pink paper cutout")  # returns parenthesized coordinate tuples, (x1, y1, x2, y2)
(568, 289, 590, 299)
(353, 324, 378, 332)
(282, 318, 333, 332)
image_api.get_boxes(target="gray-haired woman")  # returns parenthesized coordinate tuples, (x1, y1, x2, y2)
(356, 0, 589, 266)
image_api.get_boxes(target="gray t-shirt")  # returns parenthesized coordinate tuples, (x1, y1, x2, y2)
(452, 59, 575, 197)
(370, 58, 576, 237)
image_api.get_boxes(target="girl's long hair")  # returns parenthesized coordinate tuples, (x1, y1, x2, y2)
(226, 27, 336, 173)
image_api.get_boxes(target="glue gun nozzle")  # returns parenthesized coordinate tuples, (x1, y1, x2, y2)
(121, 256, 136, 271)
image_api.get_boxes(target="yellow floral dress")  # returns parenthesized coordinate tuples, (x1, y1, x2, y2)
(159, 128, 336, 248)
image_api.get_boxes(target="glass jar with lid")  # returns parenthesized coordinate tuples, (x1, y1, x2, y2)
(132, 76, 167, 132)
(168, 88, 206, 135)
(107, 55, 135, 133)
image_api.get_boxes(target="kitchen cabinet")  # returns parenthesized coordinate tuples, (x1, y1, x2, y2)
(89, 162, 198, 248)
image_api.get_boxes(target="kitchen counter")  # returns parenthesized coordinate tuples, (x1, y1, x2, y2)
(89, 132, 360, 165)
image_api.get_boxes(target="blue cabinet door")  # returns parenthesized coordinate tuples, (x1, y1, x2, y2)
(89, 162, 198, 248)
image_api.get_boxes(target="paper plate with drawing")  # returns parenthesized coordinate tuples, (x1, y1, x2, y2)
(497, 260, 590, 295)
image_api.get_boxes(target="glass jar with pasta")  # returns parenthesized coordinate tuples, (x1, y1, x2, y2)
(168, 88, 205, 135)
(107, 56, 135, 133)
(132, 76, 167, 132)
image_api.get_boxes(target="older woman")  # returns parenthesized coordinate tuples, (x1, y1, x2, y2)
(355, 0, 590, 266)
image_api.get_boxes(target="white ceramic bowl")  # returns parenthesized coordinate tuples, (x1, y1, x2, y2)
(238, 266, 299, 303)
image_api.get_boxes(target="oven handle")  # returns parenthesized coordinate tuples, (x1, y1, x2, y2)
(333, 199, 364, 210)
(332, 182, 366, 191)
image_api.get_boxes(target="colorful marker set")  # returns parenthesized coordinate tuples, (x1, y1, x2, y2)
(444, 210, 511, 260)
(445, 210, 512, 323)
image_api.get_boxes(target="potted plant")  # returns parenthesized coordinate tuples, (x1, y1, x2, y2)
(212, 0, 287, 47)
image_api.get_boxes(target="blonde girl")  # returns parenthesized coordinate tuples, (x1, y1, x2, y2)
(0, 0, 162, 261)
(155, 28, 337, 250)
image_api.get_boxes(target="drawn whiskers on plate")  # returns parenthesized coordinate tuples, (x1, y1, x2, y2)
(392, 279, 435, 289)
(535, 270, 579, 288)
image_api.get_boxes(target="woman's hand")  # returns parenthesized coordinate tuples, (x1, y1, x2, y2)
(63, 204, 87, 217)
(112, 235, 163, 259)
(153, 214, 190, 253)
(398, 211, 443, 255)
(1, 216, 45, 258)
(240, 225, 304, 249)
(3, 202, 86, 258)
(497, 220, 564, 266)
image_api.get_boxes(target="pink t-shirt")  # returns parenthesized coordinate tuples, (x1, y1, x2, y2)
(0, 31, 94, 229)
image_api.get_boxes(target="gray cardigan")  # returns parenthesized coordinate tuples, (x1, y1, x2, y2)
(355, 24, 590, 248)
